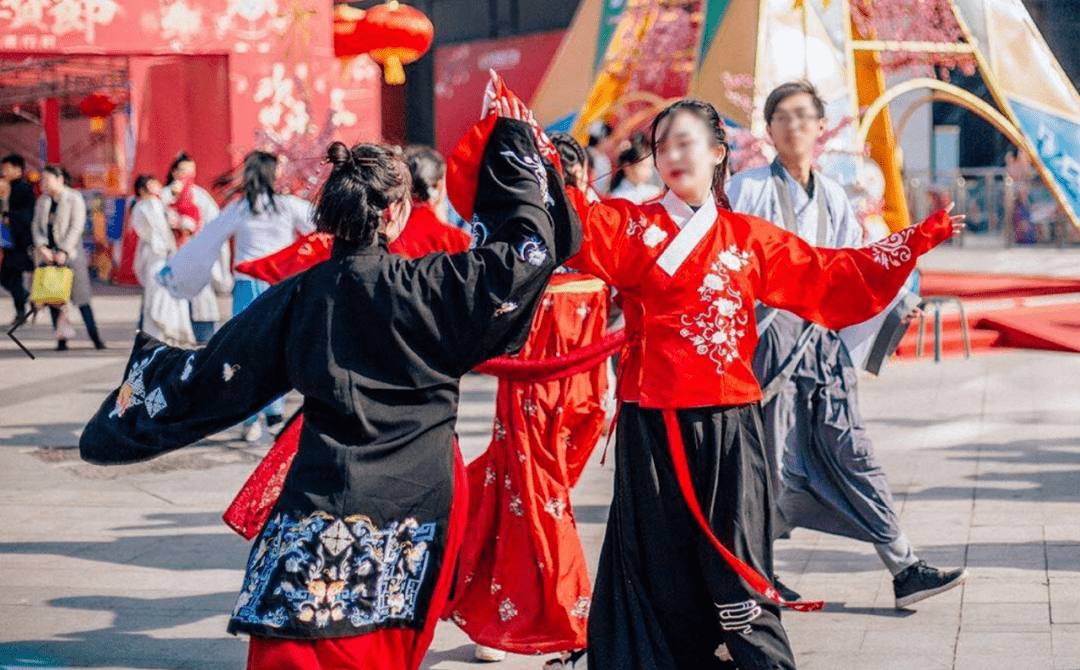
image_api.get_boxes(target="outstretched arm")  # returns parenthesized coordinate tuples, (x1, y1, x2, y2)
(751, 209, 960, 331)
(80, 277, 300, 464)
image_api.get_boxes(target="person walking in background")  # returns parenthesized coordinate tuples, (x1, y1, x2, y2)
(31, 165, 106, 351)
(161, 152, 227, 344)
(130, 174, 195, 347)
(728, 81, 968, 609)
(159, 150, 314, 442)
(1, 153, 36, 324)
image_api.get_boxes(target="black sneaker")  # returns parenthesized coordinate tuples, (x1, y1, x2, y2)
(56, 339, 68, 351)
(265, 414, 284, 429)
(774, 577, 802, 603)
(893, 560, 968, 609)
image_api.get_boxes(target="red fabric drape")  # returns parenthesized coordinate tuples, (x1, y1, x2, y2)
(442, 274, 610, 654)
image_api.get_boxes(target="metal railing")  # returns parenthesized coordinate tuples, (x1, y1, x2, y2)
(903, 169, 1077, 247)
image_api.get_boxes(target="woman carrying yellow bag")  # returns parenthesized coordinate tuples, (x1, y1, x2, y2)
(31, 165, 106, 351)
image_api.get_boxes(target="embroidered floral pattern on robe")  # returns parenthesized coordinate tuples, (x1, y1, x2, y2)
(869, 228, 915, 268)
(231, 510, 436, 634)
(679, 245, 753, 373)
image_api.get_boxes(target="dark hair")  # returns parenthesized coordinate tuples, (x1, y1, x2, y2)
(1, 153, 25, 171)
(230, 151, 279, 214)
(134, 174, 155, 197)
(165, 151, 193, 186)
(609, 135, 650, 193)
(650, 98, 732, 210)
(315, 141, 411, 245)
(404, 145, 445, 203)
(42, 164, 64, 180)
(550, 132, 588, 189)
(764, 81, 825, 125)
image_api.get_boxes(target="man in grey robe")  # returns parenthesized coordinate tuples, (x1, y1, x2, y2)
(727, 81, 967, 609)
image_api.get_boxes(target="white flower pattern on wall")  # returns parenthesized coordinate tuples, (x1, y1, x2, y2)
(679, 246, 752, 374)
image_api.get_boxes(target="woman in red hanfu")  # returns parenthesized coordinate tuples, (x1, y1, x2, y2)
(556, 99, 964, 670)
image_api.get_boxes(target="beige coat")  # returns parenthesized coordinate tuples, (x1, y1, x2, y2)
(31, 186, 93, 306)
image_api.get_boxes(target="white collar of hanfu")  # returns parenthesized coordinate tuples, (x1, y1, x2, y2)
(656, 190, 718, 276)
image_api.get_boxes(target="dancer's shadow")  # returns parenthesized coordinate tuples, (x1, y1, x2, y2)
(0, 592, 246, 670)
(817, 601, 916, 618)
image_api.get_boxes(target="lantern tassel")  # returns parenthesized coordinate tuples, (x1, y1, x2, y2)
(383, 55, 406, 85)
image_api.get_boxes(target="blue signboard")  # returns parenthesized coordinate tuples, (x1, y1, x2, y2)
(1010, 99, 1080, 222)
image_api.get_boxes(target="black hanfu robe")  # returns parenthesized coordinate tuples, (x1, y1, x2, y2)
(79, 119, 581, 648)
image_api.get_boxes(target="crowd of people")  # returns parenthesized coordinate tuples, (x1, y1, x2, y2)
(56, 73, 972, 670)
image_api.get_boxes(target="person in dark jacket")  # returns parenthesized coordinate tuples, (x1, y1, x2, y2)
(1, 153, 36, 323)
(79, 115, 580, 670)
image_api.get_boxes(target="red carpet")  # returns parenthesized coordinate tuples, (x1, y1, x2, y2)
(975, 303, 1080, 353)
(893, 271, 1080, 359)
(920, 270, 1080, 300)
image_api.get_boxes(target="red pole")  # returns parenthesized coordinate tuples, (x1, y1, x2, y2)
(43, 98, 61, 164)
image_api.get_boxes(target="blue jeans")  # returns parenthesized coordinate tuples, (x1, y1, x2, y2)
(233, 278, 285, 425)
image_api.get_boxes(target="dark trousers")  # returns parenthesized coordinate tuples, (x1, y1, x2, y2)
(0, 258, 29, 315)
(588, 403, 796, 670)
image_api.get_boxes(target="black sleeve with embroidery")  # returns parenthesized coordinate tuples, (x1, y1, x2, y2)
(80, 277, 300, 465)
(416, 117, 582, 376)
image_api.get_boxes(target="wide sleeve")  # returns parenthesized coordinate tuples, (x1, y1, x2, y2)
(563, 192, 658, 291)
(79, 276, 300, 464)
(158, 202, 240, 300)
(749, 210, 953, 331)
(420, 117, 582, 375)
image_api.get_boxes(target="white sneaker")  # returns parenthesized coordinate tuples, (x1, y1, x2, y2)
(243, 422, 263, 443)
(474, 645, 507, 662)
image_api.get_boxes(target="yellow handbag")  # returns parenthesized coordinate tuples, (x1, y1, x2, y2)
(31, 265, 75, 305)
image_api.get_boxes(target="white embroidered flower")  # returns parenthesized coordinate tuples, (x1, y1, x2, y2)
(490, 581, 502, 594)
(718, 247, 750, 272)
(703, 273, 726, 291)
(509, 495, 524, 517)
(499, 598, 519, 621)
(712, 297, 739, 317)
(571, 596, 591, 618)
(710, 331, 728, 345)
(642, 224, 668, 248)
(484, 467, 496, 487)
(544, 498, 566, 519)
(451, 611, 467, 627)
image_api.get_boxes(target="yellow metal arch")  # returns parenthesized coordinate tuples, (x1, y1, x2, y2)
(857, 77, 1028, 151)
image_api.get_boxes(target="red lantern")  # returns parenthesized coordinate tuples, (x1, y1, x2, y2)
(79, 93, 117, 133)
(334, 1, 434, 85)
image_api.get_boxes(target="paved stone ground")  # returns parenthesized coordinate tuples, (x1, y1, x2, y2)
(1, 245, 1078, 670)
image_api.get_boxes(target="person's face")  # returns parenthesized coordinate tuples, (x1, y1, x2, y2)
(0, 163, 18, 181)
(172, 160, 195, 182)
(145, 179, 163, 197)
(766, 92, 826, 160)
(653, 111, 724, 203)
(42, 172, 62, 194)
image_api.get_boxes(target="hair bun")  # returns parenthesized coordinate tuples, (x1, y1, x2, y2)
(326, 142, 354, 169)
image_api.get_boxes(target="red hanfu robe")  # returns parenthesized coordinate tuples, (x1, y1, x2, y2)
(567, 188, 953, 410)
(563, 188, 953, 670)
(444, 272, 611, 654)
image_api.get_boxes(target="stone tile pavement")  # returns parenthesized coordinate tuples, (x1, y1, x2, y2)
(0, 280, 1078, 670)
